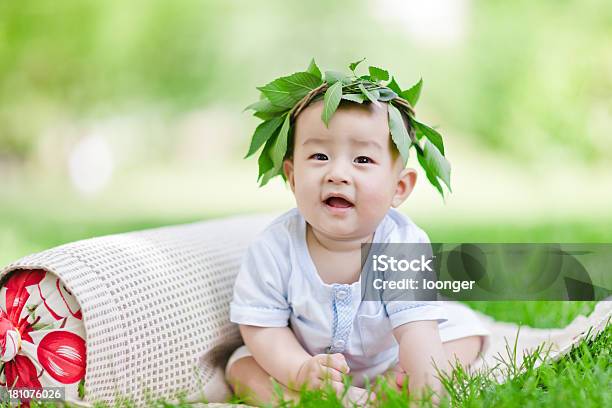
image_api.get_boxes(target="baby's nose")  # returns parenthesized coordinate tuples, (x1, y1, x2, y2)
(327, 175, 349, 184)
(326, 166, 351, 184)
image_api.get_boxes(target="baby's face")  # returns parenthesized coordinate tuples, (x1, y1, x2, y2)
(284, 100, 416, 241)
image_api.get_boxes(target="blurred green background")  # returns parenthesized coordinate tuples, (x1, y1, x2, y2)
(1, 0, 611, 268)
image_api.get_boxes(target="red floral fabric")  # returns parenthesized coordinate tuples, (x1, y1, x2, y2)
(0, 269, 86, 404)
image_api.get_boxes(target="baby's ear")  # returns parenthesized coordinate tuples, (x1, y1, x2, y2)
(283, 159, 296, 192)
(392, 168, 417, 208)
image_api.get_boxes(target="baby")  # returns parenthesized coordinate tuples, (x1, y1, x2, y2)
(226, 65, 489, 405)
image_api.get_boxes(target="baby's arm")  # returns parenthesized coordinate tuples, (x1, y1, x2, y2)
(393, 320, 451, 396)
(240, 324, 350, 392)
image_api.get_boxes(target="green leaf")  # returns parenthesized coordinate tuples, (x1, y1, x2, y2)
(31, 322, 53, 330)
(258, 136, 275, 183)
(258, 72, 322, 108)
(417, 148, 444, 197)
(244, 98, 286, 114)
(322, 81, 343, 127)
(259, 167, 278, 186)
(282, 72, 322, 94)
(246, 98, 287, 120)
(414, 120, 445, 155)
(378, 88, 398, 102)
(387, 76, 402, 95)
(271, 114, 292, 170)
(388, 103, 410, 166)
(401, 78, 423, 107)
(259, 138, 282, 185)
(358, 83, 381, 108)
(368, 66, 389, 82)
(419, 139, 451, 194)
(342, 93, 366, 103)
(325, 71, 350, 85)
(306, 58, 322, 80)
(78, 379, 86, 399)
(245, 115, 285, 158)
(349, 57, 366, 73)
(254, 111, 279, 120)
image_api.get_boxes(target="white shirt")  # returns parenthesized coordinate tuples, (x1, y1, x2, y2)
(229, 208, 448, 385)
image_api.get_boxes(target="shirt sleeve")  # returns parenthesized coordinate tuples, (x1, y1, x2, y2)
(384, 222, 448, 328)
(385, 301, 447, 328)
(229, 238, 291, 327)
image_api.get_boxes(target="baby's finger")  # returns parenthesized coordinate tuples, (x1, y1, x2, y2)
(318, 366, 344, 383)
(322, 353, 350, 373)
(395, 371, 409, 388)
(344, 386, 378, 406)
(330, 380, 345, 395)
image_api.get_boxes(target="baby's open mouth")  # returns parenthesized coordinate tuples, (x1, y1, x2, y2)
(324, 196, 354, 208)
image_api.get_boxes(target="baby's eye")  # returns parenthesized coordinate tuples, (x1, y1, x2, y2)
(354, 156, 373, 164)
(310, 153, 328, 161)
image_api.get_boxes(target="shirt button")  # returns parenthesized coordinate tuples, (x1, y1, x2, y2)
(333, 339, 345, 348)
(336, 290, 347, 300)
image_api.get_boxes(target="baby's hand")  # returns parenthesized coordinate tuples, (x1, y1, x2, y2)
(295, 353, 350, 393)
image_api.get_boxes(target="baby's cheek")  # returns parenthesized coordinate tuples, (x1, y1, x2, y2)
(359, 177, 393, 204)
(357, 183, 393, 221)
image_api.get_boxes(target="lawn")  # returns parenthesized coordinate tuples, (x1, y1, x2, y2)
(23, 315, 610, 407)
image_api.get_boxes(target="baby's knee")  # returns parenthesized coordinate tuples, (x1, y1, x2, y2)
(443, 335, 484, 367)
(227, 356, 260, 388)
(227, 356, 300, 405)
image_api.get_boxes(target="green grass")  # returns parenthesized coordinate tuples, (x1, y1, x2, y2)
(15, 302, 610, 408)
(435, 322, 612, 407)
(225, 312, 611, 408)
(23, 318, 610, 407)
(463, 301, 598, 328)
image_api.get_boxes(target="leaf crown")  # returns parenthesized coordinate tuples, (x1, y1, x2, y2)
(244, 58, 451, 197)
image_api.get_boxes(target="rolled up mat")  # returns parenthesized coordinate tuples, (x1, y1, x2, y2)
(0, 213, 274, 406)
